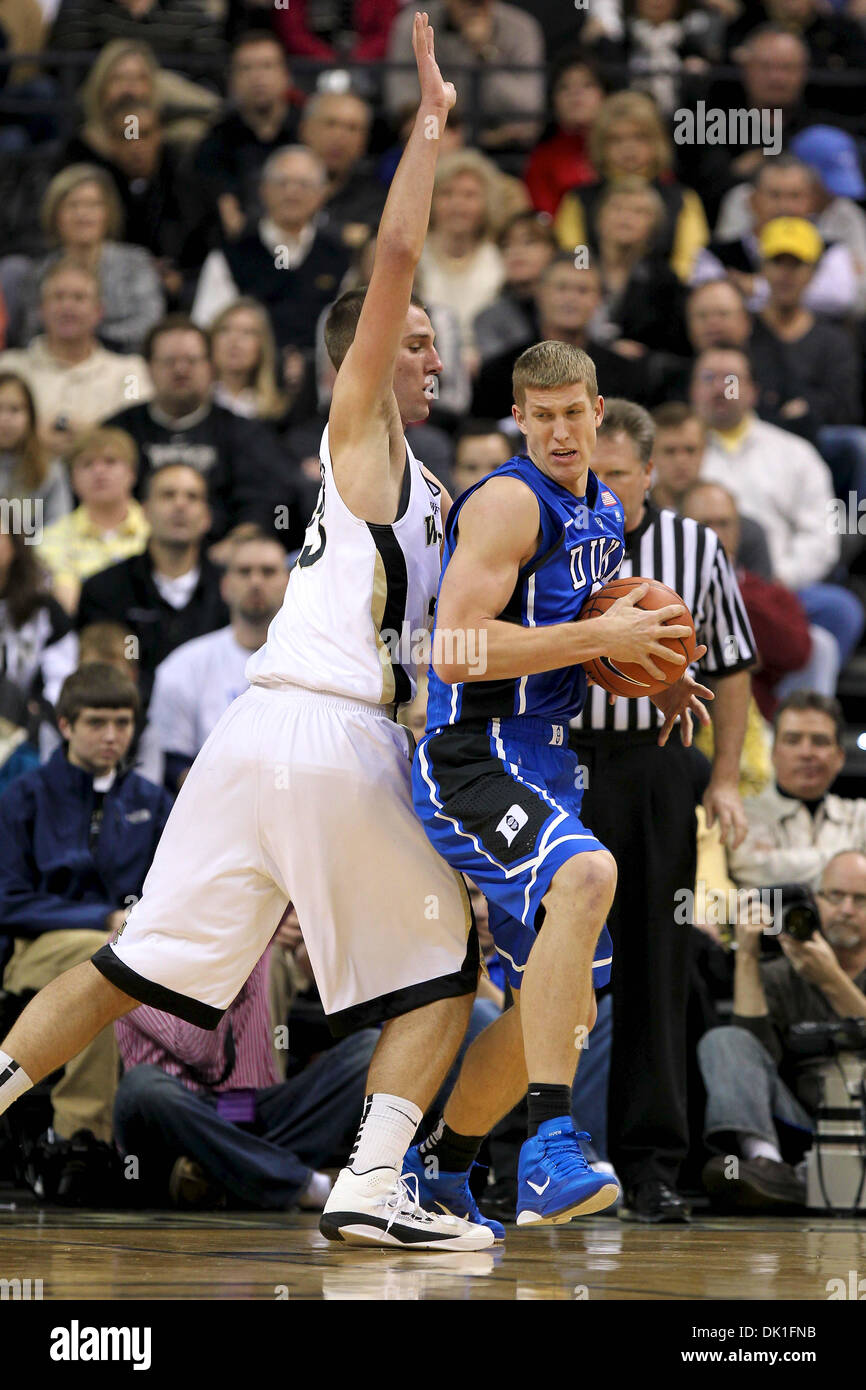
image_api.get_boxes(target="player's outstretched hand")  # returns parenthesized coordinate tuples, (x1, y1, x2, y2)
(648, 645, 713, 747)
(413, 11, 457, 114)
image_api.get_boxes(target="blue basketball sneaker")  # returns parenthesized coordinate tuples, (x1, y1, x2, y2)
(403, 1146, 506, 1243)
(517, 1119, 620, 1225)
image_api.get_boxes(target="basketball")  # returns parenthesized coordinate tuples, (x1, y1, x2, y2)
(578, 576, 697, 697)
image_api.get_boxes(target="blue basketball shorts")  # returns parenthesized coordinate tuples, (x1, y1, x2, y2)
(412, 715, 613, 992)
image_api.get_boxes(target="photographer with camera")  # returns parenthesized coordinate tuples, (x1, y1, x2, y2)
(698, 850, 866, 1211)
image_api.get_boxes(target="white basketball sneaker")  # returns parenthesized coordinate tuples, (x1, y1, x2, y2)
(319, 1167, 495, 1250)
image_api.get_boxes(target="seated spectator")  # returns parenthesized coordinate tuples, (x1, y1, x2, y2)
(37, 427, 149, 616)
(103, 315, 302, 551)
(0, 371, 72, 528)
(78, 620, 139, 685)
(675, 26, 816, 223)
(0, 261, 151, 458)
(693, 347, 864, 672)
(728, 692, 866, 891)
(192, 146, 350, 354)
(790, 126, 866, 300)
(473, 211, 558, 368)
(96, 98, 207, 291)
(685, 277, 752, 355)
(473, 257, 654, 419)
(649, 278, 754, 407)
(452, 421, 512, 499)
(650, 401, 772, 577)
(274, 0, 399, 61)
(680, 481, 826, 718)
(417, 149, 506, 366)
(77, 464, 229, 709)
(49, 0, 226, 64)
(11, 164, 164, 355)
(0, 528, 78, 716)
(698, 849, 866, 1212)
(209, 298, 288, 422)
(748, 217, 866, 513)
(0, 663, 172, 1145)
(385, 0, 546, 153)
(299, 90, 386, 251)
(588, 0, 724, 115)
(72, 38, 220, 156)
(113, 942, 378, 1211)
(694, 156, 862, 320)
(554, 89, 710, 283)
(145, 525, 288, 792)
(722, 0, 866, 74)
(524, 52, 604, 219)
(590, 177, 689, 356)
(191, 31, 299, 241)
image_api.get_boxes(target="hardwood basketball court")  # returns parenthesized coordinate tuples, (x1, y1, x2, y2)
(1, 1207, 863, 1301)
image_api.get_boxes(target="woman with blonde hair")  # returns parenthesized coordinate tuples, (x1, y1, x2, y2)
(13, 164, 164, 354)
(0, 372, 71, 526)
(209, 299, 288, 423)
(591, 178, 688, 355)
(554, 89, 709, 282)
(418, 149, 507, 365)
(62, 39, 218, 155)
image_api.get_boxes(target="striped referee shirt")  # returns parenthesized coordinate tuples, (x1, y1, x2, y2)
(572, 502, 756, 734)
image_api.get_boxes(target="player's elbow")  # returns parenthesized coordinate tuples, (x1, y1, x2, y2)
(432, 657, 464, 686)
(375, 235, 419, 273)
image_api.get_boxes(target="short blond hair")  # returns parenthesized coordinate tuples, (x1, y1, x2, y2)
(68, 427, 138, 478)
(513, 341, 598, 410)
(41, 164, 124, 242)
(590, 90, 672, 179)
(596, 174, 666, 234)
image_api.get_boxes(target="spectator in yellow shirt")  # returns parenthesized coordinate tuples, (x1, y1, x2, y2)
(37, 427, 149, 615)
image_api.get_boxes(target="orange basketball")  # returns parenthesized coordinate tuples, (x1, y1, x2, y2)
(578, 576, 697, 697)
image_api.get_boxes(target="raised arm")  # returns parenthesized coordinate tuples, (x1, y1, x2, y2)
(433, 479, 694, 685)
(329, 13, 454, 479)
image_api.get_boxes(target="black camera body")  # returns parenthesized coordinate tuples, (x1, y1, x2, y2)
(766, 882, 822, 942)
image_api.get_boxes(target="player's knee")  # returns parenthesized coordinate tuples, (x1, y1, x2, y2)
(549, 850, 616, 914)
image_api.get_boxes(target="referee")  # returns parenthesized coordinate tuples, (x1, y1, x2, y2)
(575, 398, 756, 1222)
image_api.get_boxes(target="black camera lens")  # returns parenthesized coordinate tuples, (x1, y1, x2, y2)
(783, 904, 817, 942)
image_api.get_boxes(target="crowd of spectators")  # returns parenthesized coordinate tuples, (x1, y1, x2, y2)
(1, 0, 866, 1219)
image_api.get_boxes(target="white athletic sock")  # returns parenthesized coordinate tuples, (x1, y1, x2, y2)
(741, 1134, 783, 1164)
(347, 1093, 423, 1175)
(0, 1051, 33, 1114)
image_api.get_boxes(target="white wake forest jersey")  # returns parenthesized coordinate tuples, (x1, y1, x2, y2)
(245, 425, 443, 705)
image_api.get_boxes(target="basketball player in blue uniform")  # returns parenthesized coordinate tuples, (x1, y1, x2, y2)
(410, 341, 714, 1226)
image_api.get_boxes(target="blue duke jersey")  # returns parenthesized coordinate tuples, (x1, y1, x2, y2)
(426, 455, 625, 730)
(414, 454, 623, 997)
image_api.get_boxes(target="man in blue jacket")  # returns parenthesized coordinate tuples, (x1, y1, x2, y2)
(0, 664, 172, 1143)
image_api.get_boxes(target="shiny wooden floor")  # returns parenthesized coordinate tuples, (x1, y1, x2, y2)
(0, 1207, 864, 1300)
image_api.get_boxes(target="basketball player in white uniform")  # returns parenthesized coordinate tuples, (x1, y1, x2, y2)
(0, 14, 492, 1252)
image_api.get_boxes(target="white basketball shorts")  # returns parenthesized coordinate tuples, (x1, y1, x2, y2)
(92, 684, 478, 1034)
